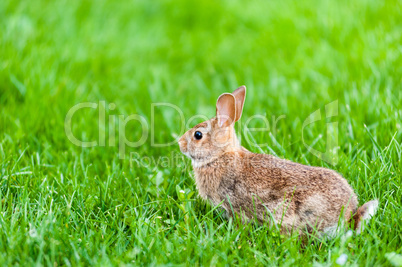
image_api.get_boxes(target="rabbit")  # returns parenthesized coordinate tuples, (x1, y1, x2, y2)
(178, 85, 378, 236)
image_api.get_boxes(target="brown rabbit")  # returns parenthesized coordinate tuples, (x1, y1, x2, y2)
(178, 86, 378, 236)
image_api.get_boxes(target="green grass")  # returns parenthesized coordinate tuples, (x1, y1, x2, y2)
(1, 0, 402, 265)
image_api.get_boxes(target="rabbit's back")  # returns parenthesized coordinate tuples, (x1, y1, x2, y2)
(211, 151, 358, 233)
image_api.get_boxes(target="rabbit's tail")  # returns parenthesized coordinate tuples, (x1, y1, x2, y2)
(350, 200, 378, 234)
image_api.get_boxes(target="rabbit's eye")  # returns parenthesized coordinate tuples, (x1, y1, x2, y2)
(194, 131, 203, 140)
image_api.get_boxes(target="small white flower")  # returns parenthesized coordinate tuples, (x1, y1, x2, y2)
(336, 254, 348, 265)
(345, 230, 353, 239)
(29, 229, 37, 237)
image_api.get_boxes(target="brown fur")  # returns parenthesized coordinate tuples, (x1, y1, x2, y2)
(178, 86, 377, 236)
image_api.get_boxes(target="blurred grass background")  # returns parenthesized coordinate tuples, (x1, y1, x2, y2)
(1, 0, 401, 265)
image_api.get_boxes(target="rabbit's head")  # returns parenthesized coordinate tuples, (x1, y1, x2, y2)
(178, 86, 246, 166)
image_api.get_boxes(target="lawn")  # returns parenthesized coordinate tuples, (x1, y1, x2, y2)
(1, 0, 401, 265)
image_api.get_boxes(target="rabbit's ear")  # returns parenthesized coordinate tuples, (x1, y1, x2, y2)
(232, 85, 246, 122)
(216, 93, 236, 127)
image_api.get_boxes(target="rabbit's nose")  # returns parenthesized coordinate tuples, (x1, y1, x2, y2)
(178, 140, 186, 149)
(178, 138, 188, 153)
(178, 135, 186, 145)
